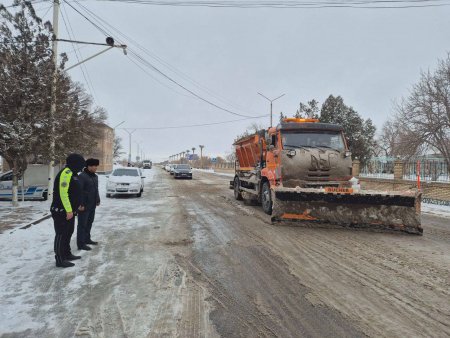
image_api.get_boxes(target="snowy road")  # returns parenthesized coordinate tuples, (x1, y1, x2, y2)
(1, 168, 449, 337)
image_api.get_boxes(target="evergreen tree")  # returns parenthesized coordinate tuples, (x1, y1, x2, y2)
(320, 95, 376, 165)
(295, 99, 320, 119)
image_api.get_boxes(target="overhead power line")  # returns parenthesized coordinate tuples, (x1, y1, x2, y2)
(120, 115, 266, 130)
(60, 3, 99, 103)
(64, 0, 266, 119)
(73, 0, 257, 115)
(90, 0, 450, 9)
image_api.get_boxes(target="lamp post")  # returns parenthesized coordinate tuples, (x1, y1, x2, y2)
(135, 141, 142, 162)
(199, 145, 204, 169)
(257, 92, 285, 128)
(123, 129, 136, 165)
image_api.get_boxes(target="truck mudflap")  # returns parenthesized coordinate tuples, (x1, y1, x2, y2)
(271, 188, 422, 235)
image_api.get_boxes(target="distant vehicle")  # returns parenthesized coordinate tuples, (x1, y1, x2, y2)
(169, 164, 176, 175)
(106, 167, 145, 198)
(0, 164, 61, 201)
(173, 164, 192, 179)
(142, 160, 152, 169)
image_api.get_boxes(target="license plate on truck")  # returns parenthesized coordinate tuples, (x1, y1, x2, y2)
(324, 187, 353, 194)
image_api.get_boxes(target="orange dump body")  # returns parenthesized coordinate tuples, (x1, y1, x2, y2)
(234, 134, 266, 171)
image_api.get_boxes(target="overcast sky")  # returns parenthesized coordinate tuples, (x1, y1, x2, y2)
(27, 1, 450, 161)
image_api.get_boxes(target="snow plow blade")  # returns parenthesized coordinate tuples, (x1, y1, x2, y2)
(271, 188, 422, 235)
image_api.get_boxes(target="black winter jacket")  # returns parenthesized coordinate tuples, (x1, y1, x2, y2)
(78, 169, 100, 209)
(51, 168, 82, 214)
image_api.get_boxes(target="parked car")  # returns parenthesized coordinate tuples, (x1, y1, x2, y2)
(169, 164, 176, 175)
(0, 164, 62, 200)
(106, 167, 145, 198)
(142, 160, 152, 169)
(173, 164, 192, 179)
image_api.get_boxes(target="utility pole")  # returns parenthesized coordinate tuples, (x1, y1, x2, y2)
(135, 141, 142, 162)
(257, 92, 285, 128)
(199, 145, 204, 169)
(123, 129, 136, 165)
(47, 0, 60, 200)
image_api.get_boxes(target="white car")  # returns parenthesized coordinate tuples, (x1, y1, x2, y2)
(106, 168, 145, 198)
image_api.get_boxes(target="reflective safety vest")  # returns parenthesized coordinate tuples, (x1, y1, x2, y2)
(59, 168, 73, 212)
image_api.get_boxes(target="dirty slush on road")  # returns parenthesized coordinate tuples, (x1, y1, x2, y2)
(1, 169, 449, 337)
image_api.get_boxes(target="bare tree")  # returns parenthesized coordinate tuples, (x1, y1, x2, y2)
(394, 53, 450, 171)
(113, 135, 124, 160)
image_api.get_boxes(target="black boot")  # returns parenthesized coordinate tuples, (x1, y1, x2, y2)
(56, 260, 75, 268)
(66, 253, 81, 260)
(78, 245, 92, 251)
(86, 240, 98, 245)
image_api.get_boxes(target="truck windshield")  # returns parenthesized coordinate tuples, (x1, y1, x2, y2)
(282, 131, 345, 151)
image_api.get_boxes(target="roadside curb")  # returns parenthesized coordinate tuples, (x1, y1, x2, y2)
(20, 214, 51, 230)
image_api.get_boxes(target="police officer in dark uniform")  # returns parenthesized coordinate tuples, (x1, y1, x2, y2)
(77, 158, 100, 250)
(51, 153, 85, 268)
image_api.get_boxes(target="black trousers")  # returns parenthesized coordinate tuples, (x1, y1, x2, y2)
(53, 212, 75, 263)
(77, 207, 96, 248)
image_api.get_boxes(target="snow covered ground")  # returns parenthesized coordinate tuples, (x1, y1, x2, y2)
(0, 169, 158, 334)
(193, 168, 234, 178)
(422, 203, 450, 219)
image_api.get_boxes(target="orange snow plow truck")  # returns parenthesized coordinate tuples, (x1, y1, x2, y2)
(230, 118, 422, 234)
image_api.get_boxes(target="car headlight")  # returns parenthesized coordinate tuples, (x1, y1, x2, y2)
(107, 182, 116, 187)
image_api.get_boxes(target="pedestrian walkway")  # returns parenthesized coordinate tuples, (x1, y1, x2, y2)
(0, 201, 50, 233)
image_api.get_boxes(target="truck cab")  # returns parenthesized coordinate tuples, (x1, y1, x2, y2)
(263, 118, 353, 189)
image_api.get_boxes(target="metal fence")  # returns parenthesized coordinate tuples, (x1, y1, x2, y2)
(403, 159, 449, 182)
(360, 157, 395, 179)
(360, 157, 450, 182)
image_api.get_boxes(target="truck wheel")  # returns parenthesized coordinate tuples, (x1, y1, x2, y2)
(234, 177, 243, 201)
(261, 182, 273, 215)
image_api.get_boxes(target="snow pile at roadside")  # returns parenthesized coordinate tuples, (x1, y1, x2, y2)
(193, 168, 234, 178)
(422, 203, 450, 219)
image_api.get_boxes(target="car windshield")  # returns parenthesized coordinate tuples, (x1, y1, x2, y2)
(176, 164, 190, 169)
(282, 131, 345, 151)
(112, 169, 139, 177)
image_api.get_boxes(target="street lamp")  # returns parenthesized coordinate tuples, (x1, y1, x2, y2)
(123, 128, 136, 165)
(257, 92, 285, 128)
(199, 145, 204, 168)
(113, 121, 125, 130)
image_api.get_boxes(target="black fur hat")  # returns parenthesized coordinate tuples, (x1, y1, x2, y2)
(86, 158, 100, 166)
